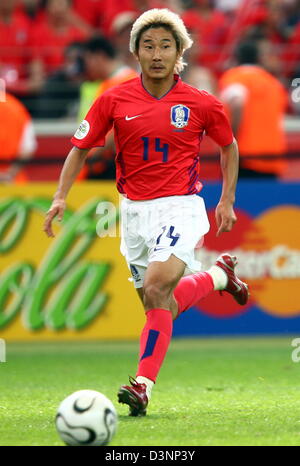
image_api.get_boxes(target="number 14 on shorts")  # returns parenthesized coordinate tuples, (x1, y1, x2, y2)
(154, 225, 180, 251)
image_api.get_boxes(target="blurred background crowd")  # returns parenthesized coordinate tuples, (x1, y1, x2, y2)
(1, 0, 300, 182)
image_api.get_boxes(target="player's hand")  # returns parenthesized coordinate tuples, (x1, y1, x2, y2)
(215, 201, 237, 237)
(43, 199, 66, 237)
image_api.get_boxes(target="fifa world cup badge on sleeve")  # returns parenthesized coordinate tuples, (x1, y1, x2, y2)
(171, 105, 190, 129)
(74, 120, 90, 140)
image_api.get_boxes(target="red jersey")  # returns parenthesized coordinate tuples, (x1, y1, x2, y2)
(71, 75, 233, 200)
(0, 12, 31, 77)
(31, 21, 87, 73)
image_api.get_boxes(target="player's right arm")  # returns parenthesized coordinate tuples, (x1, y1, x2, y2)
(44, 91, 114, 237)
(43, 147, 89, 237)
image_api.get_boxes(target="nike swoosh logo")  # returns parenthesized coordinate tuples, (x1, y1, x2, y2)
(154, 247, 165, 252)
(125, 115, 142, 120)
(234, 282, 242, 293)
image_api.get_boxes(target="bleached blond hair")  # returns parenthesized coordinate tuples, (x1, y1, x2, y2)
(129, 8, 193, 74)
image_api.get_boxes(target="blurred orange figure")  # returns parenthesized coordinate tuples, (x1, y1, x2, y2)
(219, 41, 288, 178)
(0, 92, 37, 183)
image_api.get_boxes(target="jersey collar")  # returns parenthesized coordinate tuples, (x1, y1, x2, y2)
(140, 74, 181, 100)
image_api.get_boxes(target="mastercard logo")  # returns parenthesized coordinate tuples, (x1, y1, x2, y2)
(195, 206, 300, 319)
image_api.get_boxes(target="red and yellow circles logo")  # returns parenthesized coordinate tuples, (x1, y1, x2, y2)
(195, 206, 300, 319)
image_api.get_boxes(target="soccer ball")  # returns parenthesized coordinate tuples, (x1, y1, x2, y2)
(55, 389, 118, 446)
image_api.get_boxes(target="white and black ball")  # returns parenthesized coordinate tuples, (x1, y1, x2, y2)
(55, 390, 117, 446)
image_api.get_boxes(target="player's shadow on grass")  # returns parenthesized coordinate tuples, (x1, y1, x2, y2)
(118, 413, 176, 422)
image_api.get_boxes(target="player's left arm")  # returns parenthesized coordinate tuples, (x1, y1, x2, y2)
(215, 138, 239, 237)
(202, 92, 239, 236)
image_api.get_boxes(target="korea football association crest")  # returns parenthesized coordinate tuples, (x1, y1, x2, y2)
(171, 105, 190, 129)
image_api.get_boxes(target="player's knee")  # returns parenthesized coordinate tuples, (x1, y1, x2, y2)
(143, 282, 171, 309)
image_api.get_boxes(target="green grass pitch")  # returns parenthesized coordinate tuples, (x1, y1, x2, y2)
(1, 337, 300, 446)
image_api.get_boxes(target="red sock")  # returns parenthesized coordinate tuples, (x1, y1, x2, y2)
(173, 272, 214, 316)
(136, 308, 173, 383)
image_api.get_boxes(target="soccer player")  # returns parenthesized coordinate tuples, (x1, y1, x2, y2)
(44, 9, 249, 417)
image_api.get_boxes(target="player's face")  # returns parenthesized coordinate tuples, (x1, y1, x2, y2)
(136, 27, 179, 80)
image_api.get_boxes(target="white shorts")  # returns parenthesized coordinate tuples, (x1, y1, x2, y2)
(120, 194, 210, 288)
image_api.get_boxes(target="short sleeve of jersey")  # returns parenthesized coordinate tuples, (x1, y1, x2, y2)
(71, 93, 113, 149)
(202, 91, 234, 147)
